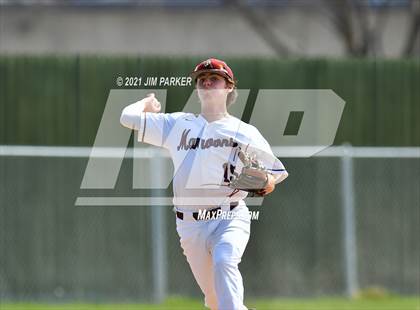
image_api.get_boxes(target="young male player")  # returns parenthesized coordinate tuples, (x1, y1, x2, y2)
(120, 58, 288, 310)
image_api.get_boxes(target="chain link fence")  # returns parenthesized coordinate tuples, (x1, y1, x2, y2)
(0, 146, 419, 301)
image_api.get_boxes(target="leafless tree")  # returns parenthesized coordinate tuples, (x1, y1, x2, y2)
(322, 0, 419, 57)
(227, 0, 295, 57)
(227, 0, 419, 58)
(403, 0, 420, 56)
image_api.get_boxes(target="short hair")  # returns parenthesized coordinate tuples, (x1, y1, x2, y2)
(226, 82, 238, 108)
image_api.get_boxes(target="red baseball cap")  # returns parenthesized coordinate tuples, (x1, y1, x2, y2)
(190, 58, 235, 84)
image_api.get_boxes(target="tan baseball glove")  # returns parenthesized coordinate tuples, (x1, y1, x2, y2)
(228, 150, 270, 197)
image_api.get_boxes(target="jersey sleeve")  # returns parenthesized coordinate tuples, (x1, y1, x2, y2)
(137, 112, 184, 148)
(120, 101, 184, 148)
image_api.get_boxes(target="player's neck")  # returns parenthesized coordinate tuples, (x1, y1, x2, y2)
(200, 103, 228, 123)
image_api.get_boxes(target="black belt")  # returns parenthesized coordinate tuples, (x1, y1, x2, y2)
(176, 201, 239, 221)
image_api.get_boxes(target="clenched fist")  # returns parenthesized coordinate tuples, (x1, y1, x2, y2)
(143, 93, 161, 113)
(120, 93, 161, 129)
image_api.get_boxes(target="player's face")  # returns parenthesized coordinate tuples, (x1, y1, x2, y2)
(196, 73, 232, 104)
(196, 73, 227, 89)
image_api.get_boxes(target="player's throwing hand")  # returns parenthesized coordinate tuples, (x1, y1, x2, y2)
(143, 93, 161, 113)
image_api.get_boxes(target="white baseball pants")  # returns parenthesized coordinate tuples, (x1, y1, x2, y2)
(176, 203, 251, 310)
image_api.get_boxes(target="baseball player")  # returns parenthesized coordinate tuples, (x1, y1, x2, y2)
(120, 58, 288, 310)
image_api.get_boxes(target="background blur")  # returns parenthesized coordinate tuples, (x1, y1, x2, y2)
(0, 0, 419, 307)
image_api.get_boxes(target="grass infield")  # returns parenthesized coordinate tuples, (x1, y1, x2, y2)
(1, 296, 419, 310)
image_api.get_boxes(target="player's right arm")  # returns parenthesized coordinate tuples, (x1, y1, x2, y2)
(120, 93, 183, 148)
(120, 93, 161, 130)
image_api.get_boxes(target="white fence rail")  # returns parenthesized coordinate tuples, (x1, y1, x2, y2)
(1, 145, 419, 158)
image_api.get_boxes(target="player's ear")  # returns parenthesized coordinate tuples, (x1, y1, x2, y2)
(226, 81, 234, 93)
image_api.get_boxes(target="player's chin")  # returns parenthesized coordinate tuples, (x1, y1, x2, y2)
(198, 89, 225, 97)
(198, 92, 211, 101)
(198, 89, 215, 96)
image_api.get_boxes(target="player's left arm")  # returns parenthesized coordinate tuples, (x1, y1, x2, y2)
(253, 131, 289, 196)
(257, 166, 288, 196)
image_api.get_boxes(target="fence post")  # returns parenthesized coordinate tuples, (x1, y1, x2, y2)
(340, 144, 359, 297)
(150, 153, 167, 303)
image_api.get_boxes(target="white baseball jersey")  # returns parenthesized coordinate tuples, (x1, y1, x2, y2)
(121, 102, 288, 310)
(121, 108, 288, 211)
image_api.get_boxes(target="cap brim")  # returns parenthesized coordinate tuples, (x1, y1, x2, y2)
(190, 69, 234, 83)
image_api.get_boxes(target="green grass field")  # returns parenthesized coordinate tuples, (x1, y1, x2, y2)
(1, 296, 419, 310)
